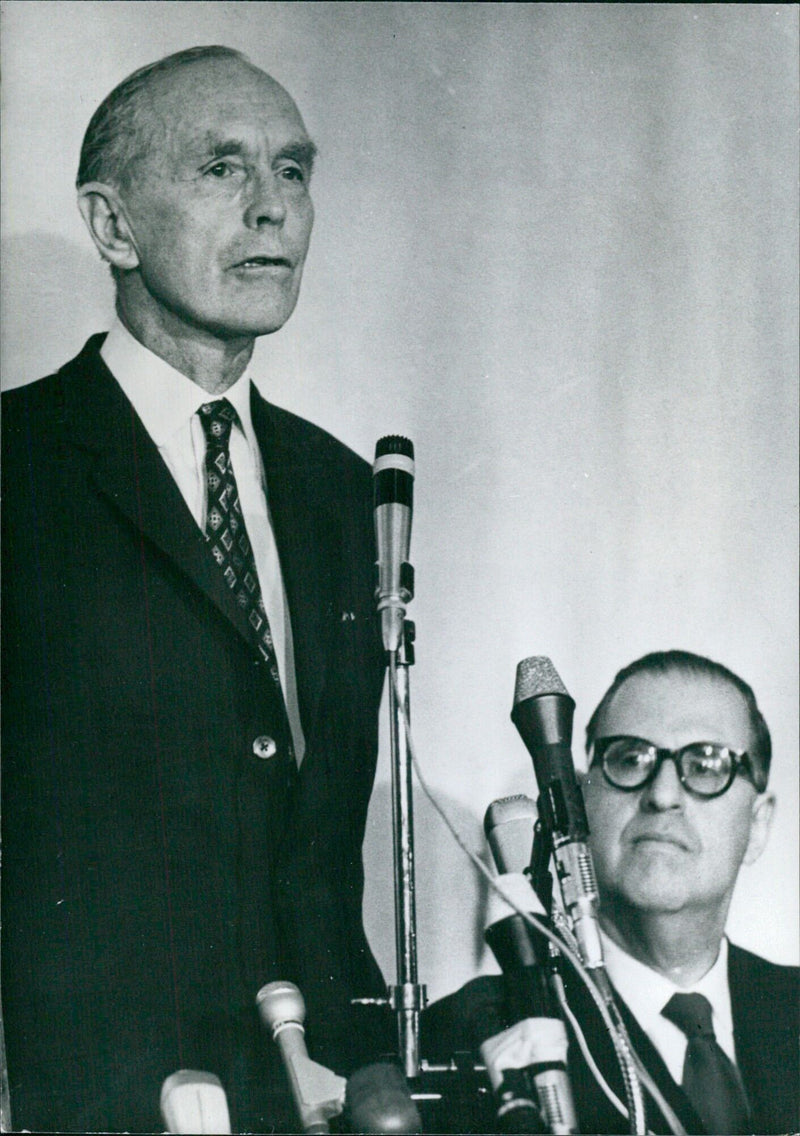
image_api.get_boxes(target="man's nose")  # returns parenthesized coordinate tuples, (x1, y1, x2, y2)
(640, 755, 684, 811)
(243, 171, 287, 228)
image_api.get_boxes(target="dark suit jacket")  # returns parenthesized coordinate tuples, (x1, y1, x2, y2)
(1, 336, 390, 1132)
(422, 944, 799, 1134)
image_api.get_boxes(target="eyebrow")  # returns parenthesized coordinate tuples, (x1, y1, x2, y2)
(204, 137, 317, 174)
(275, 140, 318, 174)
(206, 138, 247, 160)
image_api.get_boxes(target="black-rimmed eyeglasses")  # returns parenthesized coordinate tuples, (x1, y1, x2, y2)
(590, 735, 767, 799)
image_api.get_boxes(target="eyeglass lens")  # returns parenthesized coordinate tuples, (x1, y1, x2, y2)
(601, 739, 735, 795)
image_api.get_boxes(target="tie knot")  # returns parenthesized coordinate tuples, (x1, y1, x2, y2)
(662, 992, 716, 1039)
(199, 399, 239, 448)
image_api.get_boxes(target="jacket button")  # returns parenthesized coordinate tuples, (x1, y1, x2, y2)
(252, 735, 277, 760)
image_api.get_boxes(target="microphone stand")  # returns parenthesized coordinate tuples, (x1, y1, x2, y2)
(385, 633, 553, 1133)
(360, 436, 491, 1130)
(531, 788, 647, 1136)
(387, 619, 426, 1079)
(367, 433, 427, 1082)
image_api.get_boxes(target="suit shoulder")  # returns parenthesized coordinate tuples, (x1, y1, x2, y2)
(252, 392, 371, 478)
(729, 942, 799, 981)
(1, 373, 65, 464)
(2, 336, 107, 429)
(728, 943, 799, 1010)
(2, 370, 62, 415)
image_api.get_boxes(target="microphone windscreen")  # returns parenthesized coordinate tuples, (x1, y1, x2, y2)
(484, 795, 537, 874)
(345, 1062, 422, 1134)
(513, 657, 569, 706)
(256, 980, 305, 1032)
(375, 435, 414, 461)
(160, 1070, 232, 1134)
(373, 437, 414, 497)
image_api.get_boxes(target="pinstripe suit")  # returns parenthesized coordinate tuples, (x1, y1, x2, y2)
(2, 336, 389, 1131)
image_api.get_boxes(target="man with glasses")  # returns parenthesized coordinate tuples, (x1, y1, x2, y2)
(576, 649, 797, 1134)
(423, 650, 797, 1134)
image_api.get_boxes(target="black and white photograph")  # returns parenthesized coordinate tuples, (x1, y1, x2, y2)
(1, 3, 797, 1133)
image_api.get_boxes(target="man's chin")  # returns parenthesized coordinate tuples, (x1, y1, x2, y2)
(209, 312, 296, 340)
(194, 287, 302, 341)
(617, 870, 693, 913)
(232, 303, 300, 339)
(221, 280, 302, 338)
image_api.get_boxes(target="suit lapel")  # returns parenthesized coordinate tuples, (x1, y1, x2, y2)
(611, 990, 708, 1134)
(61, 338, 268, 654)
(728, 946, 777, 1132)
(568, 969, 706, 1135)
(61, 338, 341, 746)
(251, 388, 338, 750)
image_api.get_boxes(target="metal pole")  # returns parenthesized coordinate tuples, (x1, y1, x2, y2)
(387, 623, 425, 1078)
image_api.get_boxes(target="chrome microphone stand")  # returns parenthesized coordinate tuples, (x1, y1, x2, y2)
(370, 434, 427, 1079)
(382, 616, 489, 1134)
(369, 436, 497, 1132)
(387, 621, 426, 1079)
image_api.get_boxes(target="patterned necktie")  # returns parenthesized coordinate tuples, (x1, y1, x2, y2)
(662, 991, 752, 1134)
(198, 400, 285, 698)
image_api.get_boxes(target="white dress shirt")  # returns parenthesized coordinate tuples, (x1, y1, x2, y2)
(600, 929, 737, 1085)
(101, 318, 305, 763)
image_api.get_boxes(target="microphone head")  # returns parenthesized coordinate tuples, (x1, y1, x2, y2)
(255, 980, 306, 1033)
(373, 436, 415, 652)
(513, 657, 570, 707)
(345, 1062, 422, 1134)
(373, 437, 415, 482)
(484, 795, 537, 875)
(511, 657, 586, 841)
(160, 1070, 232, 1134)
(375, 435, 414, 461)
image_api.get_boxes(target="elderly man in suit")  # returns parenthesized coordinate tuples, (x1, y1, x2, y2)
(424, 650, 798, 1134)
(2, 46, 387, 1132)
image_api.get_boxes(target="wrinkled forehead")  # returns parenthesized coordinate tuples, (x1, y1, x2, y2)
(141, 58, 310, 163)
(595, 670, 754, 754)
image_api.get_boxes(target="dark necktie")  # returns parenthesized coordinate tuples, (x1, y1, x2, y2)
(198, 400, 286, 699)
(662, 991, 752, 1134)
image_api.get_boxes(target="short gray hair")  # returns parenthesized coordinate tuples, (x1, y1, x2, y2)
(76, 45, 250, 188)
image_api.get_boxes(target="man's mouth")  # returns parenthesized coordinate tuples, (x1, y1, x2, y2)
(232, 255, 292, 270)
(630, 832, 691, 851)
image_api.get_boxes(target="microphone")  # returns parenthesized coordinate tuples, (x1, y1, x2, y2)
(373, 436, 414, 652)
(485, 794, 537, 875)
(345, 1062, 423, 1133)
(484, 795, 548, 977)
(483, 796, 578, 1134)
(256, 981, 346, 1135)
(160, 1070, 232, 1134)
(511, 657, 603, 970)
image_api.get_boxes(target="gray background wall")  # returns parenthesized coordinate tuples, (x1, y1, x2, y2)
(2, 1, 797, 1002)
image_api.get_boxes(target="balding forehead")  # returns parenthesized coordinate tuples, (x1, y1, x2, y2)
(597, 669, 754, 751)
(147, 56, 302, 119)
(77, 46, 312, 192)
(122, 56, 311, 183)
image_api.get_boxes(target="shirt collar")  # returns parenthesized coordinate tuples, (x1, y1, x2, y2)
(100, 317, 256, 447)
(600, 928, 733, 1037)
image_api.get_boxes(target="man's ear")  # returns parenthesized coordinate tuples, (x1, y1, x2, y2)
(77, 182, 140, 271)
(743, 792, 776, 865)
